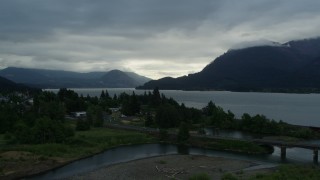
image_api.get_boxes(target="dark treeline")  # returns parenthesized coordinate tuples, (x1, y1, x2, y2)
(0, 90, 74, 144)
(202, 101, 316, 139)
(0, 87, 317, 145)
(0, 87, 201, 144)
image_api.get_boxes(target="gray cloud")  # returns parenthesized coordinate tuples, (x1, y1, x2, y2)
(0, 0, 320, 79)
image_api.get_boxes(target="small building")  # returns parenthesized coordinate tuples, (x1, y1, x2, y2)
(27, 98, 34, 105)
(0, 96, 9, 103)
(109, 107, 120, 112)
(72, 111, 87, 118)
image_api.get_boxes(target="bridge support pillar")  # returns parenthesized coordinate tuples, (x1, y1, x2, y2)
(313, 149, 318, 164)
(280, 146, 286, 160)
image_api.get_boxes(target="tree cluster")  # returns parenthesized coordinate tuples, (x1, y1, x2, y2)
(202, 101, 316, 139)
(0, 88, 117, 143)
(1, 86, 316, 146)
(203, 101, 236, 129)
(239, 113, 315, 138)
(1, 91, 74, 144)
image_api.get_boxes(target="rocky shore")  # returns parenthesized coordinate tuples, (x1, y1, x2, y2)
(65, 155, 276, 180)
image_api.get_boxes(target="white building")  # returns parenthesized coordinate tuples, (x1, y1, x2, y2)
(73, 111, 87, 118)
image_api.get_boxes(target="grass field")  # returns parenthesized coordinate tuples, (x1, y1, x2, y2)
(1, 128, 156, 159)
(248, 165, 320, 180)
(0, 128, 156, 179)
(1, 128, 319, 179)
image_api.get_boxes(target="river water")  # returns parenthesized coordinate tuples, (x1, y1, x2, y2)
(204, 128, 320, 165)
(47, 88, 320, 126)
(31, 143, 306, 180)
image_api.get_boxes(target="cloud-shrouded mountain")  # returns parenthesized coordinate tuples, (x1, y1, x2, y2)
(137, 37, 320, 92)
(0, 67, 151, 88)
(99, 70, 142, 88)
(1, 0, 320, 79)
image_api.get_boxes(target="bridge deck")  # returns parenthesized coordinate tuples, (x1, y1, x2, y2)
(252, 139, 320, 149)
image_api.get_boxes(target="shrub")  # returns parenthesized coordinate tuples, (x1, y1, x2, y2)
(189, 173, 211, 180)
(222, 173, 238, 180)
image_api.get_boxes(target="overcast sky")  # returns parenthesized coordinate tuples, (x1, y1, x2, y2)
(0, 0, 320, 79)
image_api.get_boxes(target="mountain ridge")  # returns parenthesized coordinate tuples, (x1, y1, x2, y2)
(0, 67, 151, 88)
(0, 76, 39, 92)
(137, 37, 320, 92)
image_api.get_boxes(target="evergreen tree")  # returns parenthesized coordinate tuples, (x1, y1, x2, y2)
(86, 105, 104, 127)
(100, 90, 106, 99)
(113, 94, 118, 101)
(145, 112, 153, 127)
(105, 89, 110, 99)
(156, 104, 181, 128)
(93, 106, 104, 127)
(121, 92, 140, 116)
(177, 122, 190, 144)
(152, 87, 161, 106)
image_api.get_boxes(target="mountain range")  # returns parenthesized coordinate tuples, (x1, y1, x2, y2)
(0, 67, 151, 88)
(2, 37, 320, 92)
(137, 37, 320, 92)
(0, 76, 39, 93)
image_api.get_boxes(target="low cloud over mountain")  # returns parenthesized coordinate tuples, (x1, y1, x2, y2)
(138, 37, 320, 92)
(0, 67, 151, 88)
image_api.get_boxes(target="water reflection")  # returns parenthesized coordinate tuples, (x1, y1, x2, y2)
(204, 128, 263, 140)
(177, 145, 189, 154)
(30, 142, 320, 180)
(204, 128, 320, 164)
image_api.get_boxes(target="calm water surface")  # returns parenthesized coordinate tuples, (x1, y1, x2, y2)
(31, 143, 317, 180)
(47, 88, 320, 126)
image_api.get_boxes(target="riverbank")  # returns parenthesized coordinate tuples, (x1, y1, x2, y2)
(0, 127, 302, 179)
(64, 155, 276, 180)
(0, 128, 156, 180)
(106, 124, 273, 154)
(0, 126, 277, 179)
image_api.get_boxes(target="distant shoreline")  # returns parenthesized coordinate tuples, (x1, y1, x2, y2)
(136, 87, 320, 94)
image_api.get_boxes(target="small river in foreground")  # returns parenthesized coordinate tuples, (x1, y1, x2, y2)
(31, 128, 320, 179)
(31, 142, 318, 180)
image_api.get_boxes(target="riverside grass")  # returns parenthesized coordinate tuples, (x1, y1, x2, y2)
(0, 127, 271, 179)
(189, 137, 270, 154)
(0, 128, 156, 159)
(222, 165, 320, 180)
(249, 165, 320, 180)
(1, 127, 270, 161)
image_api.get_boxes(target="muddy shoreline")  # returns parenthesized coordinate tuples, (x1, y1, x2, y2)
(1, 142, 276, 180)
(64, 155, 277, 180)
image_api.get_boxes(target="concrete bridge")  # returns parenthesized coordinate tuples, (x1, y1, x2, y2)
(105, 123, 320, 163)
(195, 135, 320, 163)
(253, 139, 320, 163)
